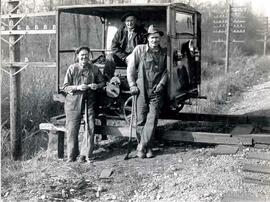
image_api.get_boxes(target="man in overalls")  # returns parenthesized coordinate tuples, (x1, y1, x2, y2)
(127, 25, 167, 158)
(63, 46, 105, 163)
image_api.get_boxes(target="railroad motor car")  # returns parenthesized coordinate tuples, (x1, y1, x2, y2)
(55, 3, 203, 122)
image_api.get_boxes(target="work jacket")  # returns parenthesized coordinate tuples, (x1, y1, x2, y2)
(111, 25, 147, 61)
(127, 44, 167, 98)
(63, 63, 104, 112)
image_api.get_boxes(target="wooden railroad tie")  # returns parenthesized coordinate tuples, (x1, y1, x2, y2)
(221, 191, 268, 202)
(243, 177, 270, 186)
(247, 152, 270, 161)
(243, 164, 270, 175)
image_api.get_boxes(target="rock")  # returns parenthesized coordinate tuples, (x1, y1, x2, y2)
(40, 195, 46, 200)
(69, 188, 76, 195)
(62, 189, 68, 198)
(156, 193, 162, 200)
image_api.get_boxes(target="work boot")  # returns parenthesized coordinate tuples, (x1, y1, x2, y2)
(67, 157, 75, 163)
(137, 150, 146, 158)
(137, 144, 146, 158)
(146, 148, 154, 158)
(78, 155, 86, 163)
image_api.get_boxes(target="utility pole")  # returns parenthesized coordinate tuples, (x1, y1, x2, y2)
(9, 0, 22, 160)
(263, 17, 268, 56)
(212, 5, 246, 74)
(256, 17, 269, 56)
(225, 4, 231, 74)
(1, 1, 56, 160)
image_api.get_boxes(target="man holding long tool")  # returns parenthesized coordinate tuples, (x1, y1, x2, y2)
(63, 46, 105, 163)
(127, 25, 167, 158)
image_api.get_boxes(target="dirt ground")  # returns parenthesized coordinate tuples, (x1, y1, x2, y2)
(226, 80, 270, 116)
(2, 81, 270, 202)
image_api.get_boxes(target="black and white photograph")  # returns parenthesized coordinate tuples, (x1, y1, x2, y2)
(1, 0, 270, 201)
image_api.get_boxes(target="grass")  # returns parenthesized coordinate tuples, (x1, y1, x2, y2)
(191, 55, 270, 113)
(1, 66, 63, 160)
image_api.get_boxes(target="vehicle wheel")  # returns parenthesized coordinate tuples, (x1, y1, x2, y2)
(123, 96, 133, 123)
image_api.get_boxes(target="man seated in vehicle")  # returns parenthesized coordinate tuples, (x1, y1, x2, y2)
(103, 12, 147, 82)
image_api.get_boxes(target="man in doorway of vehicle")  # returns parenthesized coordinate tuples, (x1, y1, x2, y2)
(127, 25, 167, 158)
(103, 12, 147, 81)
(63, 46, 105, 163)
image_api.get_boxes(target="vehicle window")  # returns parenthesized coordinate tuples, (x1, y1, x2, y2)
(176, 12, 194, 35)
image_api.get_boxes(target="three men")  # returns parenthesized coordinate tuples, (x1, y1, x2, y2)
(103, 12, 147, 81)
(63, 46, 105, 163)
(127, 25, 167, 158)
(63, 22, 167, 161)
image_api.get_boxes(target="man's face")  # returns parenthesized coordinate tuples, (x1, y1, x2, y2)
(78, 49, 89, 66)
(148, 33, 161, 48)
(125, 16, 136, 30)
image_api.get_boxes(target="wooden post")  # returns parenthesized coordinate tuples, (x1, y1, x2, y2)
(225, 4, 231, 73)
(263, 17, 268, 56)
(57, 131, 65, 158)
(9, 0, 22, 160)
(0, 2, 2, 131)
(56, 10, 60, 93)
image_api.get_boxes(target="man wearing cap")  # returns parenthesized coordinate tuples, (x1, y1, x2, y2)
(127, 25, 167, 158)
(103, 12, 147, 81)
(63, 46, 105, 163)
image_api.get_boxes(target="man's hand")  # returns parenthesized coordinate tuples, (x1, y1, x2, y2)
(154, 84, 164, 94)
(130, 86, 139, 95)
(88, 83, 98, 90)
(77, 84, 89, 91)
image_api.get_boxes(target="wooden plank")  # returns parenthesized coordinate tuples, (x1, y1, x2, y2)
(221, 192, 267, 202)
(243, 177, 270, 186)
(231, 124, 254, 136)
(162, 130, 252, 145)
(211, 145, 239, 156)
(1, 30, 56, 35)
(2, 62, 56, 68)
(240, 134, 270, 144)
(261, 126, 270, 133)
(99, 168, 114, 179)
(247, 152, 270, 161)
(251, 134, 270, 144)
(243, 164, 270, 174)
(160, 112, 270, 126)
(1, 11, 56, 19)
(95, 126, 135, 137)
(254, 144, 270, 149)
(39, 123, 66, 132)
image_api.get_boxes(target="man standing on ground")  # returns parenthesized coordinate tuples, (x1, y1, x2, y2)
(103, 12, 146, 81)
(127, 25, 167, 158)
(63, 46, 105, 163)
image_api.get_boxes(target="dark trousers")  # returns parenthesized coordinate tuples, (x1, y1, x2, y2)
(103, 53, 127, 81)
(65, 108, 95, 160)
(136, 94, 162, 150)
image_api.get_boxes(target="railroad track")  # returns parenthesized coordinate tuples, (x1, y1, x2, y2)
(40, 112, 270, 158)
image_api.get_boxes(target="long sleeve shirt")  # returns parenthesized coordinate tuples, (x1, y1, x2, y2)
(63, 62, 104, 112)
(127, 44, 167, 91)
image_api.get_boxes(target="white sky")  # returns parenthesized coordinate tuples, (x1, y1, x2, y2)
(202, 0, 270, 17)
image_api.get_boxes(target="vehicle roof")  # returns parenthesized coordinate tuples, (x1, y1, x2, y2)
(57, 3, 199, 16)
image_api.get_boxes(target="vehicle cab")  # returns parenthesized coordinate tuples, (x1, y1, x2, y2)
(55, 3, 202, 120)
